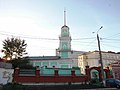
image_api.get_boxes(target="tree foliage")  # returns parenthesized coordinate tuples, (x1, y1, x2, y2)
(2, 37, 27, 60)
(6, 57, 31, 69)
(2, 37, 31, 69)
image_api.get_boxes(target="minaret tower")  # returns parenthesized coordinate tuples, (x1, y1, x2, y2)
(58, 10, 72, 58)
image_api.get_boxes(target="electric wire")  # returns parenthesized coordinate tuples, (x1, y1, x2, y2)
(103, 33, 120, 39)
(0, 31, 96, 41)
(1, 30, 120, 52)
(101, 43, 120, 49)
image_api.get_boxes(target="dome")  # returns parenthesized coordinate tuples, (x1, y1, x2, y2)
(61, 25, 69, 29)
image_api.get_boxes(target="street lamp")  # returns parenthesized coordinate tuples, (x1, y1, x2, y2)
(96, 26, 105, 86)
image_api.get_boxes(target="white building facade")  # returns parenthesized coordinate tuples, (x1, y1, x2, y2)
(78, 51, 120, 74)
(30, 56, 73, 68)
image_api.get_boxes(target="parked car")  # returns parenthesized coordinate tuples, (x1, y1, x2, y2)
(105, 78, 120, 88)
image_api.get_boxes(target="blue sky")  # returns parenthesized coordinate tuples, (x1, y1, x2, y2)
(0, 0, 120, 56)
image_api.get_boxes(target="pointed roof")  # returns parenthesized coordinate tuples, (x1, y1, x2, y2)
(61, 9, 69, 29)
(64, 9, 66, 26)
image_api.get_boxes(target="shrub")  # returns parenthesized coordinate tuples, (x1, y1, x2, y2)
(3, 83, 25, 90)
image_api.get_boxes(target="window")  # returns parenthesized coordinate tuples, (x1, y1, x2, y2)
(42, 62, 49, 66)
(50, 62, 57, 67)
(61, 65, 69, 68)
(115, 72, 119, 79)
(35, 62, 41, 67)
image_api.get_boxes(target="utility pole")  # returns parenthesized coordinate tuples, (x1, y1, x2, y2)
(97, 26, 105, 86)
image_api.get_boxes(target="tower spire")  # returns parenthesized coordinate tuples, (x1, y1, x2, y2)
(64, 8, 66, 26)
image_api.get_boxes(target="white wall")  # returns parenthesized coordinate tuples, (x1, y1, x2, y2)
(0, 68, 14, 85)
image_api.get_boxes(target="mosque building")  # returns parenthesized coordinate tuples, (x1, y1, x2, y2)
(29, 10, 85, 68)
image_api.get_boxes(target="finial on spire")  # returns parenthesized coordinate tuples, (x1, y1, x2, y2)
(64, 8, 66, 26)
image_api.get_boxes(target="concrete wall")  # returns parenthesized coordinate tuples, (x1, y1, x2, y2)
(13, 67, 88, 84)
(0, 68, 14, 85)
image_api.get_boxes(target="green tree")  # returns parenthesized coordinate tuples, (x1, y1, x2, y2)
(1, 37, 30, 68)
(2, 37, 27, 60)
(7, 57, 32, 69)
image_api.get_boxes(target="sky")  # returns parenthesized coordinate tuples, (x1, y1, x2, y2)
(0, 0, 120, 56)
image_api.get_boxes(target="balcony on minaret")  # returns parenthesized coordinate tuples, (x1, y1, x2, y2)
(59, 36, 71, 41)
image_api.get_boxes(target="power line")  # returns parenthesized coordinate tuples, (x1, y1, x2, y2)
(0, 32, 58, 40)
(72, 37, 96, 40)
(80, 38, 97, 51)
(1, 30, 120, 52)
(104, 33, 120, 39)
(101, 43, 120, 49)
(0, 31, 95, 41)
(102, 38, 120, 41)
